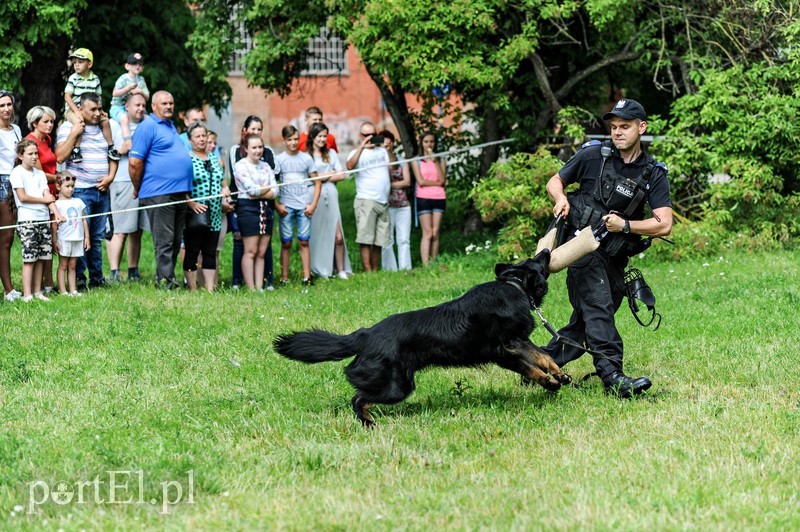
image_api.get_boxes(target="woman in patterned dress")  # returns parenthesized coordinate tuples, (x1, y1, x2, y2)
(184, 122, 229, 292)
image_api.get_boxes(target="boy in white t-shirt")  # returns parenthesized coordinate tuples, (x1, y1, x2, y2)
(275, 125, 320, 286)
(54, 172, 90, 296)
(9, 140, 65, 302)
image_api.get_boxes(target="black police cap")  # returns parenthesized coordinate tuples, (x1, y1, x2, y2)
(603, 99, 647, 121)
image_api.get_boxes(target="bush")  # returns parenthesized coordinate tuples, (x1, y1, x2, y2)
(469, 149, 561, 259)
(652, 35, 800, 253)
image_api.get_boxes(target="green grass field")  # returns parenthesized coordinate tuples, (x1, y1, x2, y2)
(1, 180, 799, 529)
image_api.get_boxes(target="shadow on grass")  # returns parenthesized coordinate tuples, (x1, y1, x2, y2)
(317, 384, 570, 425)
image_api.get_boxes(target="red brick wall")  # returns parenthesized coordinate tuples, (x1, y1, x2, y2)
(227, 48, 392, 154)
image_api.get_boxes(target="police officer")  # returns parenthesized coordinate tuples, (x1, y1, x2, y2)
(541, 98, 673, 397)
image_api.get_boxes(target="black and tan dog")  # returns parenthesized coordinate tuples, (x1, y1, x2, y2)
(273, 251, 571, 426)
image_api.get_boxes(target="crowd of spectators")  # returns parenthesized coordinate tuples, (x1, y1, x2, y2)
(0, 49, 450, 302)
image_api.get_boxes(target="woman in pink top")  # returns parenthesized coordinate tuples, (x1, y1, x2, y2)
(411, 132, 447, 265)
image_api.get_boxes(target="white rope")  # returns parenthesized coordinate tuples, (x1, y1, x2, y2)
(0, 138, 512, 231)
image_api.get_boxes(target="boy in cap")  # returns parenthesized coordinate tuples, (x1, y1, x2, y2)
(110, 52, 150, 151)
(63, 48, 121, 163)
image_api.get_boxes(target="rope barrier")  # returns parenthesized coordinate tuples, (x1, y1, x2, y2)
(0, 138, 513, 231)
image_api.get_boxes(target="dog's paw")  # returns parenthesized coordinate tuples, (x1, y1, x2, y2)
(556, 372, 573, 386)
(538, 375, 564, 392)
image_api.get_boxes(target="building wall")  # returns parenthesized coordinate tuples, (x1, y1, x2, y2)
(223, 47, 391, 155)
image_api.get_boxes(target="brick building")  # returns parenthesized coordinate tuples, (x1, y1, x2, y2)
(206, 30, 393, 157)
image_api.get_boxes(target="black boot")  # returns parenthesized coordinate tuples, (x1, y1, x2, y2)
(603, 372, 652, 398)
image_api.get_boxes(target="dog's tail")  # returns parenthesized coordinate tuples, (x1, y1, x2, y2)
(273, 329, 356, 363)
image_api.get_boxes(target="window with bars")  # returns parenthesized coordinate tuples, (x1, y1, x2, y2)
(301, 27, 349, 76)
(229, 24, 348, 77)
(229, 7, 250, 75)
(230, 32, 252, 75)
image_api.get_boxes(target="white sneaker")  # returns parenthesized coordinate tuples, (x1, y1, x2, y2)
(70, 291, 83, 298)
(21, 295, 33, 303)
(337, 271, 349, 280)
(34, 292, 52, 302)
(4, 290, 21, 302)
(266, 285, 275, 291)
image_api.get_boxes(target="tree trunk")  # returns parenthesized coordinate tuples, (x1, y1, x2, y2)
(530, 49, 640, 139)
(19, 37, 72, 136)
(462, 103, 501, 234)
(364, 65, 418, 157)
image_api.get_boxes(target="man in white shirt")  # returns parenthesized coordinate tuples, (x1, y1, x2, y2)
(108, 93, 149, 282)
(55, 92, 120, 288)
(345, 122, 391, 272)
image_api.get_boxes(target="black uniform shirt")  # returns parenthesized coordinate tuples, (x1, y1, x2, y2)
(559, 143, 672, 211)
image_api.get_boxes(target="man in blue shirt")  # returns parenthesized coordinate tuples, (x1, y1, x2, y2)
(129, 91, 193, 288)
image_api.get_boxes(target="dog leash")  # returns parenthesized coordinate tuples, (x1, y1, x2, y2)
(497, 274, 611, 361)
(498, 276, 610, 388)
(531, 304, 612, 360)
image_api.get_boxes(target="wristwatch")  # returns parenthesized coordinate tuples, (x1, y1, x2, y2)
(623, 220, 631, 233)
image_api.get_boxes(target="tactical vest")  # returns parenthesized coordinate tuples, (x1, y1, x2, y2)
(567, 141, 658, 257)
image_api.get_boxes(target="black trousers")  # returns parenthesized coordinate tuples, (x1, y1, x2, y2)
(141, 193, 188, 288)
(541, 250, 628, 380)
(183, 227, 220, 271)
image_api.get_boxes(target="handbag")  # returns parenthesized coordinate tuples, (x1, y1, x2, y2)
(185, 209, 210, 231)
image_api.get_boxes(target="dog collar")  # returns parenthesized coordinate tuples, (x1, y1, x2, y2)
(497, 274, 533, 308)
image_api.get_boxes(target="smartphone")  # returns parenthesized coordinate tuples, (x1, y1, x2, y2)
(370, 134, 385, 146)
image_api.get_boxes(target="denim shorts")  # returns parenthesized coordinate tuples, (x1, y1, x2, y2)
(0, 174, 11, 202)
(279, 206, 311, 242)
(417, 197, 446, 215)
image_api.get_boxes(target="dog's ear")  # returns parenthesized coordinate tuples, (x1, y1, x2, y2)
(495, 263, 513, 277)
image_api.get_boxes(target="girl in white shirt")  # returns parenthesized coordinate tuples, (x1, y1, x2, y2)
(9, 140, 64, 301)
(233, 134, 278, 291)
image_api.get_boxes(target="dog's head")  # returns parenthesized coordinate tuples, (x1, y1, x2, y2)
(494, 250, 551, 307)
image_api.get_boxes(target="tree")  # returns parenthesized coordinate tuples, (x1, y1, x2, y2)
(75, 0, 231, 115)
(1, 0, 86, 125)
(190, 0, 800, 242)
(1, 0, 229, 133)
(188, 0, 660, 230)
(651, 5, 800, 251)
(470, 0, 800, 258)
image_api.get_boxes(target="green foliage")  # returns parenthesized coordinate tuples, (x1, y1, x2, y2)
(78, 0, 232, 110)
(339, 0, 510, 102)
(0, 0, 229, 113)
(470, 149, 561, 258)
(652, 20, 800, 255)
(0, 0, 86, 90)
(188, 1, 244, 91)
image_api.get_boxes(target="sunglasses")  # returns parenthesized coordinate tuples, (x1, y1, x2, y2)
(0, 89, 13, 100)
(58, 175, 75, 183)
(202, 159, 213, 173)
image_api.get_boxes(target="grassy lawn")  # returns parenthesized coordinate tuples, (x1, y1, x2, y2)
(1, 180, 799, 528)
